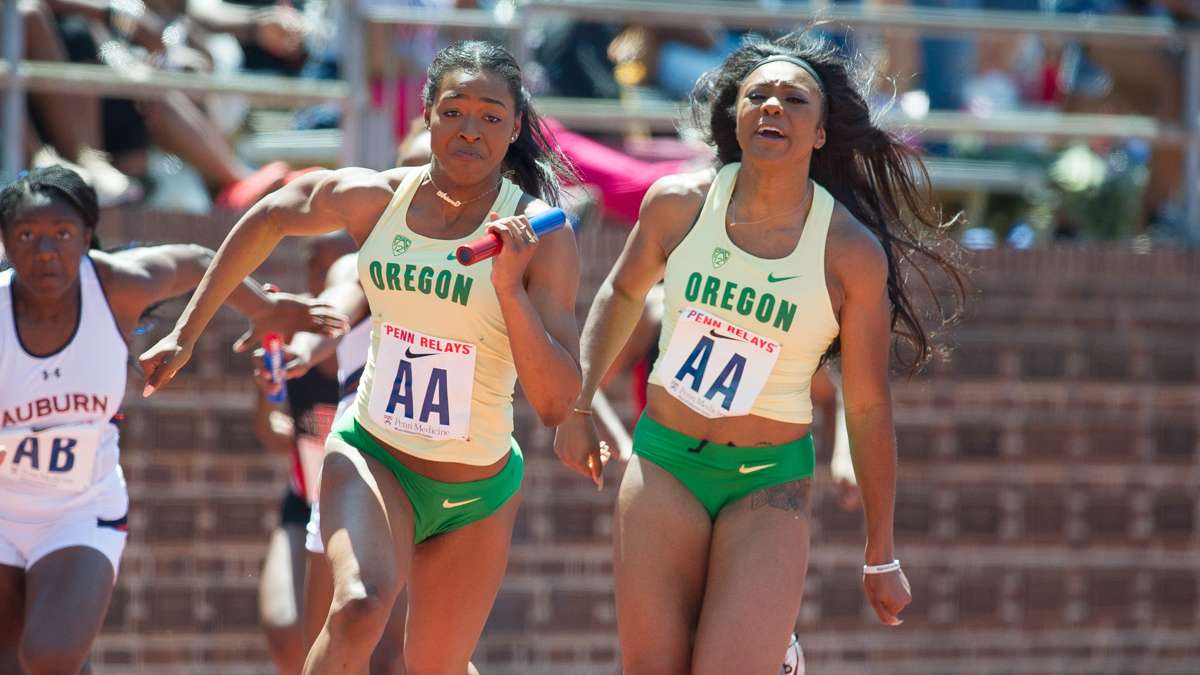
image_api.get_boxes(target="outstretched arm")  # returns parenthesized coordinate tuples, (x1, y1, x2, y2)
(274, 253, 369, 381)
(107, 244, 343, 350)
(553, 174, 705, 484)
(138, 168, 399, 394)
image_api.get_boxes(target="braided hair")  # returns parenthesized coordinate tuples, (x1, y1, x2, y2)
(0, 166, 101, 249)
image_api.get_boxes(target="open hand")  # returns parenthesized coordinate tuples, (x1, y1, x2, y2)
(233, 292, 346, 353)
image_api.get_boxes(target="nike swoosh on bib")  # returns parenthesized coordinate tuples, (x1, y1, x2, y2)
(767, 273, 801, 283)
(738, 463, 776, 474)
(708, 329, 742, 341)
(442, 497, 482, 509)
(404, 348, 438, 359)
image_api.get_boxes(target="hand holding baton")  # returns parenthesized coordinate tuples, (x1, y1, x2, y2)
(262, 332, 287, 403)
(455, 208, 567, 266)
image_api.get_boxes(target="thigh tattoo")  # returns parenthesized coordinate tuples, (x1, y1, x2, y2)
(750, 479, 812, 515)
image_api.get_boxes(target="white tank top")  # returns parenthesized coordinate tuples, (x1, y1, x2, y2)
(0, 256, 128, 521)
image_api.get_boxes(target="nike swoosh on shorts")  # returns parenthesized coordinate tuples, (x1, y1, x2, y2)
(738, 463, 776, 474)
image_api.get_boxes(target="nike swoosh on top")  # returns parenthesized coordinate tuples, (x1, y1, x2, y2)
(738, 463, 776, 474)
(767, 273, 801, 283)
(442, 497, 482, 509)
(405, 348, 438, 359)
(447, 252, 457, 261)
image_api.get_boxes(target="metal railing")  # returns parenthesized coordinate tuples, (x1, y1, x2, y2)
(2, 0, 1197, 235)
(348, 0, 1199, 237)
(532, 96, 1176, 141)
(0, 61, 347, 105)
(524, 0, 1182, 45)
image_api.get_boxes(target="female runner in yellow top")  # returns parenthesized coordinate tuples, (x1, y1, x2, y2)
(141, 41, 582, 674)
(555, 31, 964, 674)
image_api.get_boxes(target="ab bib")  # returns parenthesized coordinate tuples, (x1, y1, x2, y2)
(0, 422, 101, 494)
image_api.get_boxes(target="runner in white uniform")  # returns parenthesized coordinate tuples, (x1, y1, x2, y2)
(253, 233, 355, 675)
(0, 166, 343, 674)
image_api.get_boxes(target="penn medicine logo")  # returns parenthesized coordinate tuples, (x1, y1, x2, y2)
(392, 235, 412, 256)
(711, 246, 731, 269)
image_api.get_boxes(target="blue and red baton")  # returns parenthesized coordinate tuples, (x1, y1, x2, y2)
(455, 208, 567, 266)
(262, 331, 287, 403)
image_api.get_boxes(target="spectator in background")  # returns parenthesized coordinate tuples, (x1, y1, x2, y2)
(185, 0, 308, 75)
(1055, 0, 1193, 233)
(34, 0, 305, 210)
(535, 20, 621, 98)
(7, 0, 141, 205)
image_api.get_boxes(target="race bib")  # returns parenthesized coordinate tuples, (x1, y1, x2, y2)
(659, 307, 781, 418)
(368, 323, 477, 441)
(0, 422, 102, 494)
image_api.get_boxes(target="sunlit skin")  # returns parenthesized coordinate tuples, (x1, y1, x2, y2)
(0, 182, 343, 675)
(735, 61, 826, 166)
(554, 51, 910, 675)
(720, 61, 829, 255)
(425, 70, 522, 202)
(135, 50, 583, 671)
(3, 195, 91, 302)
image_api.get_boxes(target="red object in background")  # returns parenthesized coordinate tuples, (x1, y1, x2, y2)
(1038, 62, 1063, 104)
(215, 161, 290, 211)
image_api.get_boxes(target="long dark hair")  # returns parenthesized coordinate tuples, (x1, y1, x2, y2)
(0, 165, 102, 249)
(422, 41, 577, 206)
(689, 30, 966, 372)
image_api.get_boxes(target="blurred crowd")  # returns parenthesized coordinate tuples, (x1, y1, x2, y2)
(5, 0, 1198, 240)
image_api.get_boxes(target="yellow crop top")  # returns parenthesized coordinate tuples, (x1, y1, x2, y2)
(648, 162, 839, 424)
(353, 167, 522, 465)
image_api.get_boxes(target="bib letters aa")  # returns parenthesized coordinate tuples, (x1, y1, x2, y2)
(368, 323, 476, 441)
(660, 308, 781, 418)
(0, 422, 101, 494)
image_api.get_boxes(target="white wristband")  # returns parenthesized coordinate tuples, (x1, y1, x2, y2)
(863, 559, 901, 575)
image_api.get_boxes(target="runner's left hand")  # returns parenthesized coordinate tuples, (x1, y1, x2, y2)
(863, 568, 911, 626)
(486, 212, 539, 294)
(553, 411, 609, 489)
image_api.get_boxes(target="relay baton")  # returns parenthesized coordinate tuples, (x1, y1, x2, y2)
(262, 332, 287, 403)
(455, 208, 567, 266)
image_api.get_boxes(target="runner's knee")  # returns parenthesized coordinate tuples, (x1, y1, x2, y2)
(327, 576, 398, 642)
